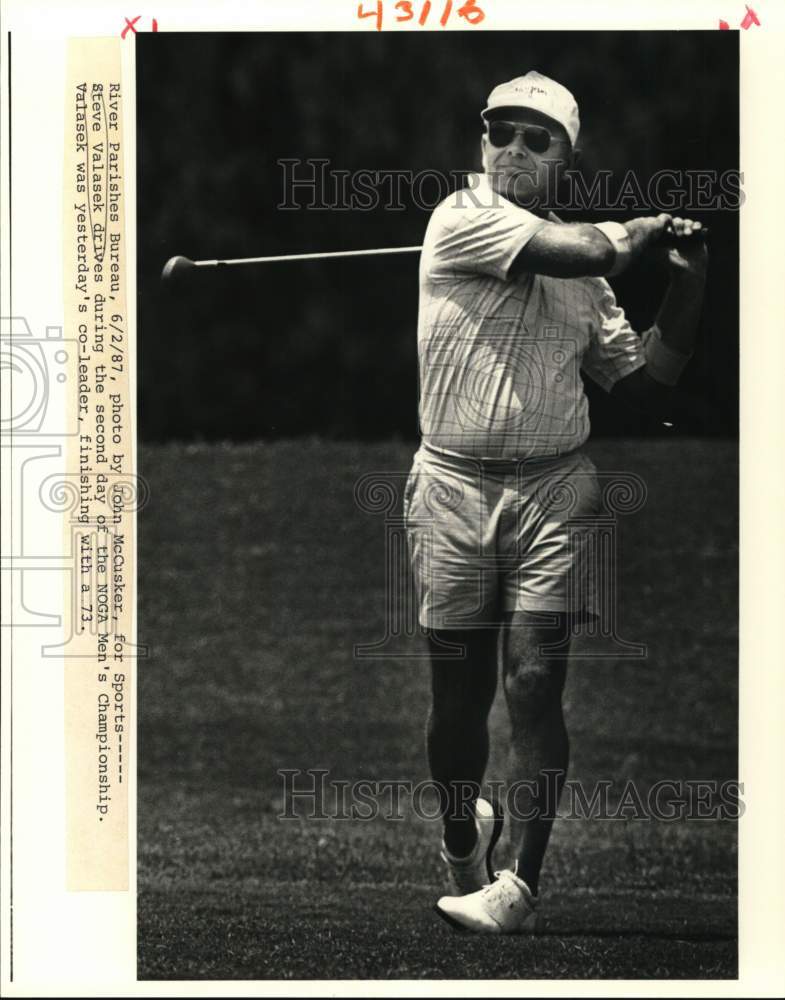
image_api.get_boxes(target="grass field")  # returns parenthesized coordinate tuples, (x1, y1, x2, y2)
(137, 437, 738, 980)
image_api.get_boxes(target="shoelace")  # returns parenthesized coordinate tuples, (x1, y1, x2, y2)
(481, 869, 523, 907)
(481, 861, 519, 891)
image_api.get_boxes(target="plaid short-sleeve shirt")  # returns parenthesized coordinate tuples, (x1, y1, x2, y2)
(417, 173, 646, 460)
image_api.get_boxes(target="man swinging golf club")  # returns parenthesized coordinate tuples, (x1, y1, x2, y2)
(403, 71, 707, 933)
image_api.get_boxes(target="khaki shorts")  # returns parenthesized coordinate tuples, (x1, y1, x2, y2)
(403, 444, 603, 629)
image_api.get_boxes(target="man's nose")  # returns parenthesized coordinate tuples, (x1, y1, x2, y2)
(508, 133, 530, 158)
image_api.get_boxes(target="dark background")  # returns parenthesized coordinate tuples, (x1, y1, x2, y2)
(137, 31, 739, 443)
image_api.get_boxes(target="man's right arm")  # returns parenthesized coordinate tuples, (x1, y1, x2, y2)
(509, 214, 674, 279)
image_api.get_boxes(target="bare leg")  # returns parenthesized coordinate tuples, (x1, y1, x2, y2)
(501, 611, 570, 895)
(426, 628, 499, 859)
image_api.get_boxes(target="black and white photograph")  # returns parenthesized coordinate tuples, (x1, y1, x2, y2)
(134, 28, 743, 980)
(8, 0, 785, 993)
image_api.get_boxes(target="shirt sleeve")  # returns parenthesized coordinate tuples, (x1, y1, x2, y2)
(581, 278, 647, 392)
(422, 194, 548, 283)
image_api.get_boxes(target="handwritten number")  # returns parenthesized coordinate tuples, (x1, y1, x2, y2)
(358, 1, 383, 30)
(457, 0, 485, 24)
(361, 0, 483, 30)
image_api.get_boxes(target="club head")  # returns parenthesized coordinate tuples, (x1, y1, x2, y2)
(161, 255, 197, 282)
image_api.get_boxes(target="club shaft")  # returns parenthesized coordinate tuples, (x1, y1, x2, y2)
(194, 245, 423, 268)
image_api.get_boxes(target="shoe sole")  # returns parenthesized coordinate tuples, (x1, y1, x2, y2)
(442, 796, 505, 894)
(483, 796, 505, 884)
(433, 902, 541, 935)
(433, 902, 470, 932)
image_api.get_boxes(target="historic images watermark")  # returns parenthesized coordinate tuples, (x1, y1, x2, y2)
(278, 159, 745, 214)
(277, 769, 744, 823)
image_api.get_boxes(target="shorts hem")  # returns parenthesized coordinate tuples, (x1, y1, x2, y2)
(418, 606, 599, 629)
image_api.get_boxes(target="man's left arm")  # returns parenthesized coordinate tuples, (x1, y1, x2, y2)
(610, 216, 708, 417)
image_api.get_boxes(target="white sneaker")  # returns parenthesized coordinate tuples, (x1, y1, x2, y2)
(435, 868, 539, 934)
(440, 796, 504, 896)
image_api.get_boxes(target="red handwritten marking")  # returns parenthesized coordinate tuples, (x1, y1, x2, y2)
(718, 4, 760, 29)
(360, 0, 483, 28)
(358, 0, 383, 29)
(121, 15, 141, 38)
(457, 0, 484, 23)
(740, 5, 760, 28)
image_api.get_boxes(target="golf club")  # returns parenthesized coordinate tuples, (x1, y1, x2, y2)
(161, 225, 706, 283)
(161, 245, 423, 282)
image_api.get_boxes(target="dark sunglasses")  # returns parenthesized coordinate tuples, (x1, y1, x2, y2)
(485, 120, 567, 155)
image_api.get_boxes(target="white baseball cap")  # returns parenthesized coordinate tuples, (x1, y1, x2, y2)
(481, 71, 580, 147)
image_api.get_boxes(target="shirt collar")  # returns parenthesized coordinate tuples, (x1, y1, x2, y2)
(473, 172, 561, 223)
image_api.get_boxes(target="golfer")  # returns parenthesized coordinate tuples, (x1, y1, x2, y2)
(403, 71, 708, 933)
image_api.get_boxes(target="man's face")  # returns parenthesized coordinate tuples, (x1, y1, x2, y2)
(481, 107, 574, 211)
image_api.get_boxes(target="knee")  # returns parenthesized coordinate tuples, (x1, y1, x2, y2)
(503, 655, 565, 718)
(429, 632, 498, 726)
(430, 684, 494, 730)
(430, 673, 495, 731)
